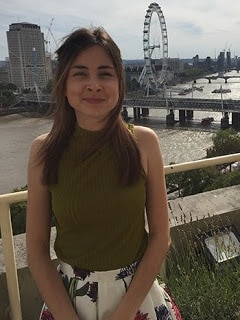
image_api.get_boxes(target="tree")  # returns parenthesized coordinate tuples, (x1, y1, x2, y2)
(5, 83, 17, 91)
(167, 129, 240, 198)
(166, 167, 219, 197)
(6, 185, 55, 236)
(10, 186, 27, 235)
(0, 89, 18, 108)
(207, 128, 240, 157)
(205, 170, 240, 191)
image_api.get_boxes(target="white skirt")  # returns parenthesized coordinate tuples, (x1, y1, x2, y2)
(39, 260, 182, 320)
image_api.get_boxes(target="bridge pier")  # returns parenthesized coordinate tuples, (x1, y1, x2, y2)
(186, 110, 193, 120)
(133, 107, 141, 119)
(166, 110, 175, 126)
(121, 107, 128, 120)
(221, 113, 230, 129)
(232, 112, 240, 130)
(142, 107, 149, 116)
(179, 110, 186, 124)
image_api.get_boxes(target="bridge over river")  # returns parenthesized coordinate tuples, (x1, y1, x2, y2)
(123, 97, 240, 129)
(2, 95, 240, 129)
(123, 97, 240, 112)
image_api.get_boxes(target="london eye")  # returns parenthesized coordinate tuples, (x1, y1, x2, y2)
(139, 2, 168, 95)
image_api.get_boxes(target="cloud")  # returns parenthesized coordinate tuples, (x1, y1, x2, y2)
(173, 21, 203, 35)
(1, 0, 240, 60)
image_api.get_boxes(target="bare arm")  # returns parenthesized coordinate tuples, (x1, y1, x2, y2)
(26, 135, 80, 320)
(108, 126, 170, 320)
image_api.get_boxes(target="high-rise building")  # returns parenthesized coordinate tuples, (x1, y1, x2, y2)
(7, 22, 48, 90)
(193, 54, 199, 67)
(217, 51, 225, 71)
(226, 50, 231, 70)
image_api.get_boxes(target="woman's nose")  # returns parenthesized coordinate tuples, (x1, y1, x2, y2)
(87, 77, 102, 92)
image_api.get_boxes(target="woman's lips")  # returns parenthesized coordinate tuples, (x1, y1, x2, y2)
(83, 97, 105, 104)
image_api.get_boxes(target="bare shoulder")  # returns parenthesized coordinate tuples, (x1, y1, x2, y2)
(133, 125, 159, 148)
(133, 125, 163, 176)
(30, 133, 48, 151)
(29, 133, 49, 163)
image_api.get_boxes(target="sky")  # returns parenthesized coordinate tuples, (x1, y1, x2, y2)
(1, 0, 240, 61)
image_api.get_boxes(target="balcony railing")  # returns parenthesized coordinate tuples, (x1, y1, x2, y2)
(1, 153, 240, 320)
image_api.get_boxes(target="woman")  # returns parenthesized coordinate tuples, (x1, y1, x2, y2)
(26, 26, 182, 320)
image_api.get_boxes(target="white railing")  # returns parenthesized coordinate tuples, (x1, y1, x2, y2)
(1, 153, 240, 320)
(0, 191, 27, 320)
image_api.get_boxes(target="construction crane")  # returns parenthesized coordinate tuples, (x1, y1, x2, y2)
(44, 17, 57, 54)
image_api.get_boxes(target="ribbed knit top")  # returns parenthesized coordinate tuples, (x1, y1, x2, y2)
(50, 124, 148, 271)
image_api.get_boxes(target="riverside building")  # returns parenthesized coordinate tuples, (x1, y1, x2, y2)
(7, 22, 48, 90)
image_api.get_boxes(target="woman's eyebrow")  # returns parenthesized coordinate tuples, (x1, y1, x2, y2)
(71, 64, 114, 70)
(71, 65, 87, 70)
(98, 65, 115, 70)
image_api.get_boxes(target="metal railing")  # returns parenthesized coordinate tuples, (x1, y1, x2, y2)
(1, 153, 240, 320)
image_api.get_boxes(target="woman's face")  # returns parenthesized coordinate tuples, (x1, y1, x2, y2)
(66, 45, 119, 130)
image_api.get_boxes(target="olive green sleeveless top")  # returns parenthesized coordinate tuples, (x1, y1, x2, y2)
(50, 124, 148, 271)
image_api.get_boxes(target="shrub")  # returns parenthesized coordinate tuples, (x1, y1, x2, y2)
(10, 186, 27, 235)
(8, 186, 55, 236)
(166, 230, 240, 319)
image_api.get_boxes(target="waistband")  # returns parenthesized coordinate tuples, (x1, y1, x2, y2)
(59, 260, 139, 282)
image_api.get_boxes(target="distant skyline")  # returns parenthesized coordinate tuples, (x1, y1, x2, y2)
(1, 0, 240, 61)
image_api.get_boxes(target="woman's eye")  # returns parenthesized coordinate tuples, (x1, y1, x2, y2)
(73, 72, 88, 77)
(99, 72, 114, 77)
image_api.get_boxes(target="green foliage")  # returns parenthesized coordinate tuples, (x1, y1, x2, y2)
(10, 186, 28, 235)
(0, 83, 18, 107)
(205, 170, 240, 191)
(0, 83, 17, 91)
(167, 129, 240, 197)
(167, 236, 240, 319)
(8, 185, 55, 236)
(0, 89, 18, 108)
(207, 128, 240, 157)
(179, 67, 204, 79)
(166, 167, 219, 197)
(22, 88, 31, 94)
(5, 83, 17, 91)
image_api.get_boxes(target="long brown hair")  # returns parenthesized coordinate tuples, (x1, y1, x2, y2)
(38, 27, 142, 186)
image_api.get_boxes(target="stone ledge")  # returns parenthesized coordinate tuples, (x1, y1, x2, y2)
(168, 184, 240, 227)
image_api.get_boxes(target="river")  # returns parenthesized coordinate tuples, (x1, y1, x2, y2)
(1, 70, 240, 194)
(0, 114, 214, 194)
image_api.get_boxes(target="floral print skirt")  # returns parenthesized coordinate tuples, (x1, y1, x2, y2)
(40, 260, 182, 320)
